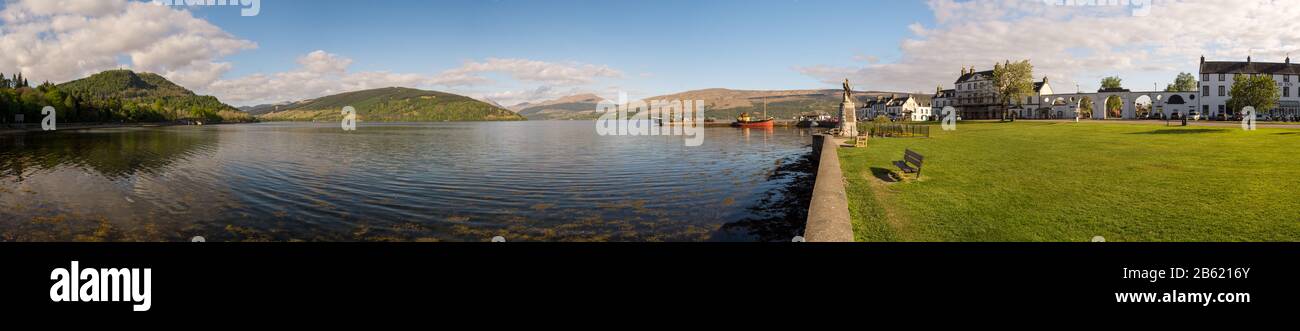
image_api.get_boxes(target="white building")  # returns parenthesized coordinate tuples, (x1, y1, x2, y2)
(1013, 78, 1055, 119)
(953, 67, 998, 119)
(1199, 56, 1300, 121)
(863, 94, 932, 122)
(950, 66, 1052, 119)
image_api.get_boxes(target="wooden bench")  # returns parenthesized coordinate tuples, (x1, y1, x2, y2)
(893, 149, 925, 179)
(854, 135, 868, 148)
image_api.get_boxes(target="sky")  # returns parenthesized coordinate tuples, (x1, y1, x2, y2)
(1, 0, 1298, 107)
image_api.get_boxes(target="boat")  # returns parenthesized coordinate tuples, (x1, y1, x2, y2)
(732, 96, 776, 128)
(795, 115, 818, 128)
(817, 116, 840, 128)
(731, 112, 775, 128)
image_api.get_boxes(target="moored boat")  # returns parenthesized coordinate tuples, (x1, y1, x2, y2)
(731, 112, 775, 128)
(795, 115, 818, 128)
(817, 116, 840, 128)
(733, 96, 776, 128)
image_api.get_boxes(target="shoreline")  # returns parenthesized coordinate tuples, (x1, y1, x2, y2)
(0, 122, 187, 135)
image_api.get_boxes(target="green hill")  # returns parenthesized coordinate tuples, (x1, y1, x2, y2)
(55, 69, 253, 123)
(258, 87, 525, 122)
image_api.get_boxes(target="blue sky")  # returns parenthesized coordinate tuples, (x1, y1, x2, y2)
(2, 0, 1289, 106)
(186, 0, 934, 104)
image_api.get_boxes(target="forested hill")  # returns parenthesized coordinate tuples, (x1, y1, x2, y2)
(0, 69, 253, 124)
(257, 87, 526, 122)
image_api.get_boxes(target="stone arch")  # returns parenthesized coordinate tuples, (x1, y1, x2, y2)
(1133, 94, 1153, 119)
(1099, 94, 1126, 119)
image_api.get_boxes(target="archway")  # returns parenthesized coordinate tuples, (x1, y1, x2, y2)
(1133, 95, 1153, 119)
(1074, 96, 1095, 119)
(1104, 95, 1124, 119)
(1165, 94, 1189, 119)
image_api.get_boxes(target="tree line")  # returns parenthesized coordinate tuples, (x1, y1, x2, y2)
(0, 71, 253, 124)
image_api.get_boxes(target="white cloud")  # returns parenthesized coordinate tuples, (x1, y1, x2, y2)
(799, 0, 1300, 93)
(0, 0, 255, 86)
(437, 58, 623, 86)
(0, 0, 629, 107)
(204, 53, 625, 106)
(297, 50, 352, 74)
(202, 50, 424, 105)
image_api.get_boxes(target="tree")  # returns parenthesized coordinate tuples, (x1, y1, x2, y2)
(1100, 77, 1124, 117)
(992, 59, 1034, 122)
(1165, 72, 1197, 92)
(1101, 76, 1123, 90)
(1227, 74, 1280, 119)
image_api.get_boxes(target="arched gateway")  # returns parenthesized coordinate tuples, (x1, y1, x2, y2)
(1044, 90, 1199, 120)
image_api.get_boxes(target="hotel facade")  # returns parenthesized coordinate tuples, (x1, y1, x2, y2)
(1199, 56, 1300, 120)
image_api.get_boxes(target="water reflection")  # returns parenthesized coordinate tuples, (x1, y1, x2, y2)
(0, 128, 217, 181)
(1, 122, 815, 242)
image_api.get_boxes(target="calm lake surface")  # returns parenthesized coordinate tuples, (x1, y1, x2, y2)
(0, 121, 816, 242)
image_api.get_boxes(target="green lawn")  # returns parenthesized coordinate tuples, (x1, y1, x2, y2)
(839, 121, 1300, 242)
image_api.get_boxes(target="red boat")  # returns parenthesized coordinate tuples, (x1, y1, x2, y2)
(731, 97, 775, 128)
(730, 112, 775, 128)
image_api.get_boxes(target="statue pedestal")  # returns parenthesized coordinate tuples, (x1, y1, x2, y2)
(839, 100, 857, 137)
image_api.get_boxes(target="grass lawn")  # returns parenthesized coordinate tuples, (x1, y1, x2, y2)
(839, 121, 1300, 242)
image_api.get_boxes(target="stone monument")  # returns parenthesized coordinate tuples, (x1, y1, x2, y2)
(839, 79, 858, 137)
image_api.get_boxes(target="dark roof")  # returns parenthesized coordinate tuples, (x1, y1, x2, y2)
(1201, 61, 1300, 75)
(934, 89, 956, 98)
(955, 70, 993, 84)
(1098, 87, 1130, 93)
(1033, 81, 1047, 92)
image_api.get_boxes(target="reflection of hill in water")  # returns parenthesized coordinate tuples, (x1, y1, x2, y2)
(0, 128, 217, 181)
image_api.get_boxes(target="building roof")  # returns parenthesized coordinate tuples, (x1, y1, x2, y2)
(1033, 81, 1049, 93)
(934, 89, 956, 98)
(1201, 59, 1300, 75)
(955, 70, 993, 84)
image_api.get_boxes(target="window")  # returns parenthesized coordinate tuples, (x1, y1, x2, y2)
(1203, 105, 1209, 113)
(1219, 86, 1226, 96)
(1218, 105, 1225, 114)
(1219, 73, 1226, 81)
(1286, 75, 1292, 83)
(1202, 86, 1209, 97)
(1202, 74, 1210, 81)
(1286, 86, 1291, 98)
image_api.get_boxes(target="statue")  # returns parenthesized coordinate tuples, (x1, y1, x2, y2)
(842, 78, 853, 102)
(839, 78, 858, 138)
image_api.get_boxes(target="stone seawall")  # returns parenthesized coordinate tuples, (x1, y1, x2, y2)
(804, 134, 854, 242)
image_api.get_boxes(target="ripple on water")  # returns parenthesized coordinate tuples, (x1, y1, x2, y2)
(0, 122, 817, 242)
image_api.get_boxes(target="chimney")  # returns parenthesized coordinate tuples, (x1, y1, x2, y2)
(1200, 55, 1205, 64)
(1247, 55, 1252, 63)
(1288, 56, 1292, 64)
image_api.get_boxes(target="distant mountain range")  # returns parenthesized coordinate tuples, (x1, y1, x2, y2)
(512, 93, 607, 120)
(510, 88, 906, 121)
(256, 87, 526, 122)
